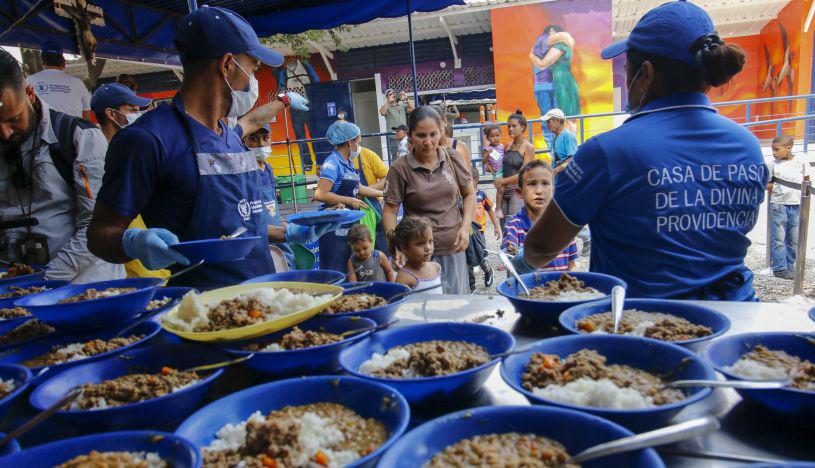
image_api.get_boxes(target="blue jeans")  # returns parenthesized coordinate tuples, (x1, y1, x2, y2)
(534, 87, 556, 148)
(770, 203, 800, 272)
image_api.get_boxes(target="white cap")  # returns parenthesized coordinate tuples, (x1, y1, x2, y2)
(542, 108, 566, 121)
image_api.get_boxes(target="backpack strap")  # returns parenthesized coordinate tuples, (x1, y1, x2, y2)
(47, 108, 95, 188)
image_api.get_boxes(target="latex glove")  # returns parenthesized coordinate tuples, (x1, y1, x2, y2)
(122, 228, 189, 270)
(285, 222, 341, 245)
(287, 92, 309, 111)
(510, 248, 537, 275)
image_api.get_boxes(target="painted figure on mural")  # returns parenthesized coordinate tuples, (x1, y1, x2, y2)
(529, 25, 581, 132)
(277, 56, 320, 172)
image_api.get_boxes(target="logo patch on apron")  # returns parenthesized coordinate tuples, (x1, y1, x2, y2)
(238, 199, 251, 220)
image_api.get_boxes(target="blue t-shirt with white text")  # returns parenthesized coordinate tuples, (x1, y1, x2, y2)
(553, 92, 766, 298)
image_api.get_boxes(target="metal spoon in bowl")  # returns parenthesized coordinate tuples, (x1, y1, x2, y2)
(177, 353, 255, 374)
(224, 226, 248, 239)
(0, 386, 82, 448)
(338, 319, 400, 338)
(666, 379, 789, 390)
(490, 250, 531, 296)
(563, 416, 720, 465)
(611, 285, 626, 334)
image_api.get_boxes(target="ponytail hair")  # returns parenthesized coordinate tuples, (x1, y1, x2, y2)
(508, 109, 527, 130)
(695, 38, 746, 87)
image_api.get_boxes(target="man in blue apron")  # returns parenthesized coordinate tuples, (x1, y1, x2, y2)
(512, 0, 765, 301)
(243, 124, 295, 269)
(314, 121, 384, 273)
(87, 6, 336, 290)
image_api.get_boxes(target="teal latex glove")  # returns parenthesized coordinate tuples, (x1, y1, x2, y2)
(122, 228, 189, 270)
(510, 248, 537, 275)
(287, 92, 309, 111)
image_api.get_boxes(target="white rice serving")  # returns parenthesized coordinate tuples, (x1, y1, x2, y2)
(551, 290, 605, 302)
(207, 411, 357, 468)
(164, 288, 323, 332)
(358, 348, 420, 378)
(532, 377, 656, 409)
(724, 358, 790, 381)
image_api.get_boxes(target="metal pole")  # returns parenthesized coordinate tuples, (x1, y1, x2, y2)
(187, 0, 197, 12)
(282, 108, 299, 214)
(792, 176, 811, 295)
(406, 0, 420, 99)
(745, 102, 751, 123)
(579, 116, 585, 144)
(765, 187, 773, 268)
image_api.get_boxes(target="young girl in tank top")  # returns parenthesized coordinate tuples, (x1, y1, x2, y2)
(392, 216, 442, 294)
(482, 124, 505, 220)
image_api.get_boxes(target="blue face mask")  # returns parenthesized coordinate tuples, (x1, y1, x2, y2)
(624, 67, 643, 113)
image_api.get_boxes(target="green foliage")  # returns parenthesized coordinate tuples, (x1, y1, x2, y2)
(262, 26, 352, 60)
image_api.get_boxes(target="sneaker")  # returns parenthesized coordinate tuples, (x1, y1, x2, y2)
(773, 269, 795, 280)
(484, 265, 494, 288)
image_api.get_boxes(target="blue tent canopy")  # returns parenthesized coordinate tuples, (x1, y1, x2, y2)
(0, 0, 462, 66)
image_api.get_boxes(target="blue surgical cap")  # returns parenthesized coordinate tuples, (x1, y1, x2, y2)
(326, 121, 361, 145)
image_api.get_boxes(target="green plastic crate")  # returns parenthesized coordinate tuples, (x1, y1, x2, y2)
(277, 175, 308, 204)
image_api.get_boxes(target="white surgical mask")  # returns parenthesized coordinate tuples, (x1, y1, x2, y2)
(251, 146, 272, 161)
(112, 109, 142, 129)
(349, 142, 360, 159)
(224, 58, 259, 119)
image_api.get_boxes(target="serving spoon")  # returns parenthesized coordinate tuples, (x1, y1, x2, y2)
(492, 250, 531, 296)
(563, 416, 720, 465)
(165, 226, 246, 281)
(388, 284, 445, 303)
(0, 386, 82, 448)
(610, 285, 626, 334)
(666, 378, 789, 390)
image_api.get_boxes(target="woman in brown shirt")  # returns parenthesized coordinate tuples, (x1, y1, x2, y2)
(383, 106, 476, 295)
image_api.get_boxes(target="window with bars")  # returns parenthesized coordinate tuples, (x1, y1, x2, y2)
(387, 70, 454, 92)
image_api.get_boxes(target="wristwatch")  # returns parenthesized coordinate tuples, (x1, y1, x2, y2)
(276, 92, 291, 108)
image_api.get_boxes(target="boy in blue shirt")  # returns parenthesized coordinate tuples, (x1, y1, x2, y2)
(503, 160, 577, 271)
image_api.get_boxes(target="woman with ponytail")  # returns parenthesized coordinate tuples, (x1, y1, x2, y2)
(513, 0, 766, 302)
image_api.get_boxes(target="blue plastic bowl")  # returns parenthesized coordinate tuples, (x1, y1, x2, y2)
(376, 405, 664, 467)
(241, 269, 345, 285)
(0, 431, 200, 467)
(146, 287, 197, 324)
(0, 317, 48, 352)
(559, 298, 731, 351)
(0, 364, 32, 421)
(0, 321, 161, 384)
(219, 316, 376, 376)
(0, 265, 46, 286)
(14, 277, 164, 330)
(176, 376, 410, 468)
(339, 322, 515, 404)
(500, 334, 716, 431)
(30, 342, 225, 430)
(310, 282, 410, 325)
(703, 332, 815, 414)
(0, 279, 69, 311)
(497, 272, 626, 327)
(0, 433, 20, 456)
(170, 236, 260, 264)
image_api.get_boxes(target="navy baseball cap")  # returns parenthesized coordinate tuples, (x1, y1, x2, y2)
(601, 0, 715, 67)
(175, 6, 283, 67)
(91, 83, 152, 113)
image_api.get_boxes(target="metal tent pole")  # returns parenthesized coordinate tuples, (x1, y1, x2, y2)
(406, 0, 419, 100)
(282, 107, 299, 214)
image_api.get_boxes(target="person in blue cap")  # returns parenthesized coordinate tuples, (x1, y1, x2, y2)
(242, 123, 295, 270)
(88, 6, 336, 290)
(314, 120, 384, 273)
(513, 0, 766, 301)
(91, 83, 152, 141)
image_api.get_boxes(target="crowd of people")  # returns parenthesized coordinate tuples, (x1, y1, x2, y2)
(0, 1, 807, 302)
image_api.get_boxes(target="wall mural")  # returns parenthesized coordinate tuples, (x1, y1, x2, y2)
(491, 0, 614, 155)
